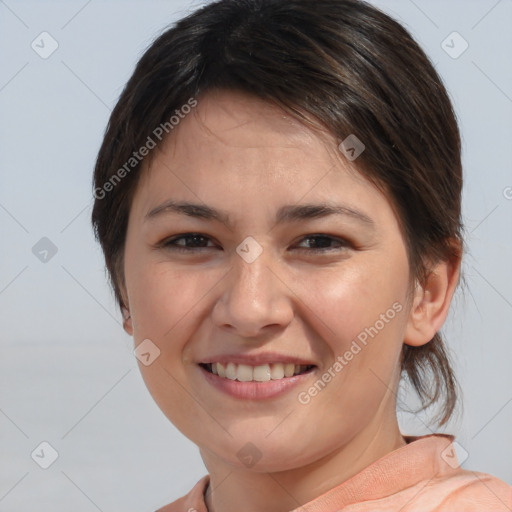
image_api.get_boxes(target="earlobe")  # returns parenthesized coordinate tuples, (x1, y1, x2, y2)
(122, 306, 133, 335)
(404, 257, 460, 347)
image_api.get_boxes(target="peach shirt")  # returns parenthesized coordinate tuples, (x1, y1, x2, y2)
(156, 434, 511, 511)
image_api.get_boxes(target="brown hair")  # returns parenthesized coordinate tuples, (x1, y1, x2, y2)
(92, 0, 463, 426)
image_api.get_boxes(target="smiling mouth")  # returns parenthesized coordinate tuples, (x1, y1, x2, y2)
(200, 362, 315, 382)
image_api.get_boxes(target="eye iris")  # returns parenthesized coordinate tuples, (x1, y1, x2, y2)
(189, 235, 205, 246)
(179, 234, 208, 247)
(308, 236, 331, 248)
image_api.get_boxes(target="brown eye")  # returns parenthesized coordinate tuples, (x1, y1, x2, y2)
(162, 233, 218, 251)
(295, 235, 351, 252)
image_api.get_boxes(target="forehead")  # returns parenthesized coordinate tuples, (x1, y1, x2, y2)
(130, 89, 395, 227)
(186, 89, 321, 141)
(159, 89, 343, 174)
(139, 89, 368, 188)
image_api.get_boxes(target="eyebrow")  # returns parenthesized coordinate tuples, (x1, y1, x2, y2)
(145, 200, 374, 227)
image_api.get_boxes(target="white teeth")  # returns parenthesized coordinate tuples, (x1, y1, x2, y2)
(284, 363, 295, 377)
(236, 364, 253, 382)
(270, 363, 285, 379)
(253, 365, 271, 382)
(226, 362, 237, 380)
(208, 362, 312, 382)
(217, 362, 226, 378)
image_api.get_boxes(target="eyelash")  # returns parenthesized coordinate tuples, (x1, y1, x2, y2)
(159, 233, 351, 254)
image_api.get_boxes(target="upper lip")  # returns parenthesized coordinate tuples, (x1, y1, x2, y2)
(198, 352, 317, 366)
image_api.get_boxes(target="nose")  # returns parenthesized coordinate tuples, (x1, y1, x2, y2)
(211, 250, 294, 338)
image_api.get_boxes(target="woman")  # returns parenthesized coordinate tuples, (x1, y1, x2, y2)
(91, 0, 511, 510)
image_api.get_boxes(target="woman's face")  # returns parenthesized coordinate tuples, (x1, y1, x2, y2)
(123, 90, 412, 472)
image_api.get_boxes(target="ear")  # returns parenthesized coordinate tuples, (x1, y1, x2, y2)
(404, 255, 461, 347)
(122, 304, 133, 335)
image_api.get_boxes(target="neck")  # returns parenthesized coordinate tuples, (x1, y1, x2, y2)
(202, 418, 406, 512)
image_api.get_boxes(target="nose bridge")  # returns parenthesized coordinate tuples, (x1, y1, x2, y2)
(212, 246, 292, 335)
(229, 250, 275, 314)
(234, 248, 268, 293)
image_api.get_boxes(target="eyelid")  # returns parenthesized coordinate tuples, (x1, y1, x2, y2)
(158, 232, 352, 253)
(160, 233, 219, 250)
(293, 234, 353, 252)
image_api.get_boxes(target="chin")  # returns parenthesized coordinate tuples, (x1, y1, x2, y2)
(200, 432, 321, 473)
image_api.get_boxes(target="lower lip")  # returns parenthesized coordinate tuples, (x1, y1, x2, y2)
(199, 365, 315, 400)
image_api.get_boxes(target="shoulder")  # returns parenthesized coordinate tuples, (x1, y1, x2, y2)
(435, 470, 511, 511)
(393, 434, 511, 511)
(155, 475, 210, 512)
(417, 469, 512, 511)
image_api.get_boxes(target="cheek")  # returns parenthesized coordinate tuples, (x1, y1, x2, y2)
(289, 263, 408, 437)
(299, 256, 409, 351)
(127, 262, 217, 339)
(125, 262, 222, 434)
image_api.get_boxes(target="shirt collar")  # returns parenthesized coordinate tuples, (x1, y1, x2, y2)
(182, 434, 456, 512)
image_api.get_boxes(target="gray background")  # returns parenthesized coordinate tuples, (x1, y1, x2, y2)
(1, 0, 511, 510)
